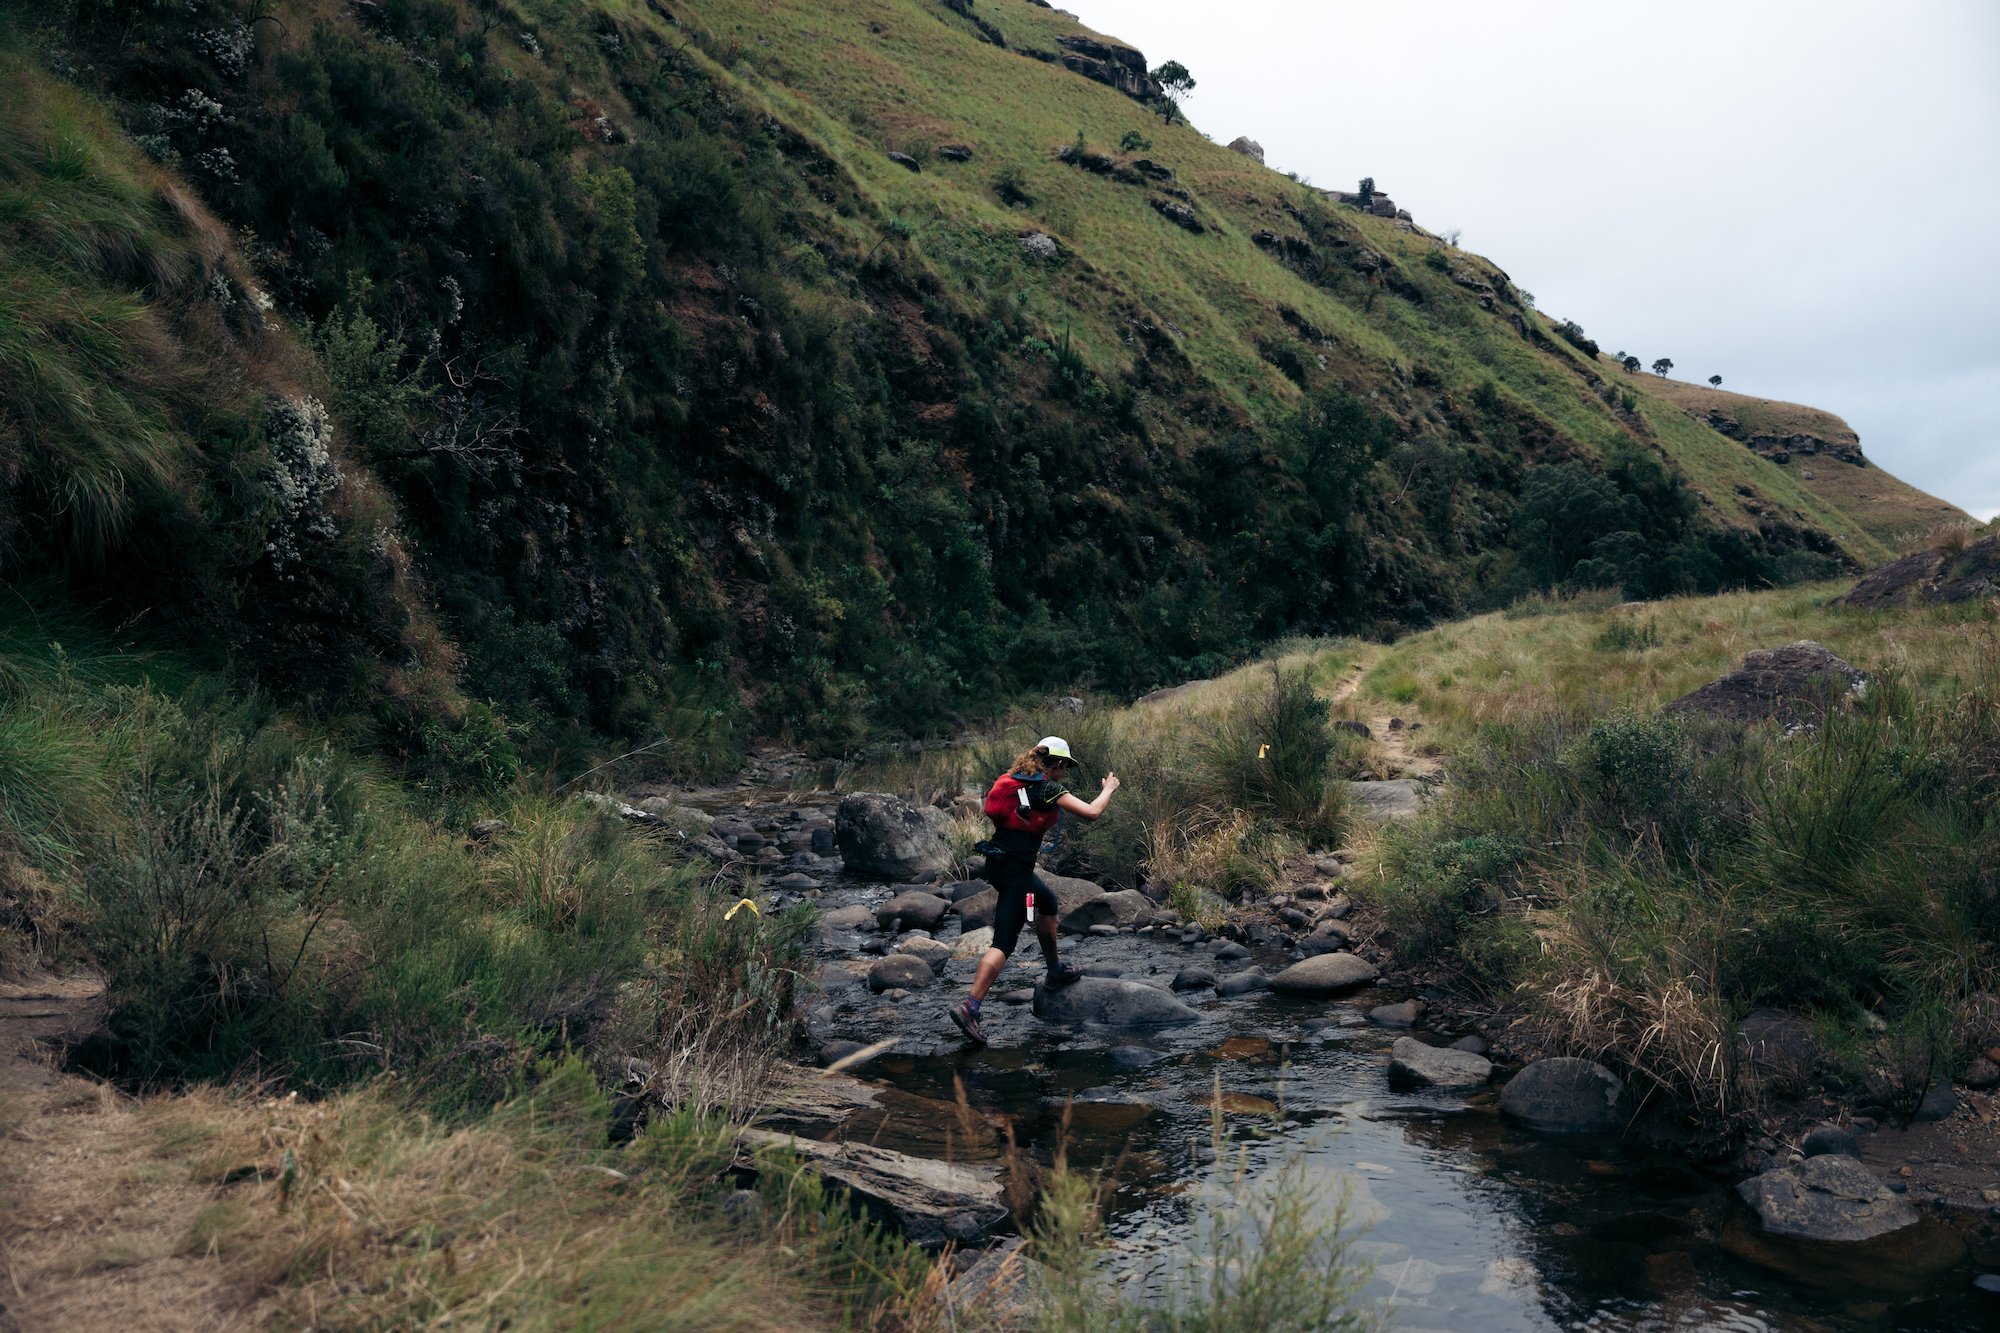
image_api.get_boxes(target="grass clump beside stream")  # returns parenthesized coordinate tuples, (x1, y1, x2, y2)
(1361, 589, 2000, 1124)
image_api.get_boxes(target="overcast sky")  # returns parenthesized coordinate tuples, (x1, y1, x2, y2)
(1074, 0, 2000, 521)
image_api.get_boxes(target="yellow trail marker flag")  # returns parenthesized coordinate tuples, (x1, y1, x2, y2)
(724, 897, 761, 920)
(1258, 743, 1270, 759)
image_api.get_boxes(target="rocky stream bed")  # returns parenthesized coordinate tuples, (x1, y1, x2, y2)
(617, 772, 2000, 1331)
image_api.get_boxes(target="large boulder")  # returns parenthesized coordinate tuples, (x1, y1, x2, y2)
(954, 888, 1000, 932)
(951, 926, 995, 959)
(1032, 977, 1200, 1027)
(818, 904, 878, 938)
(1663, 641, 1867, 727)
(740, 1129, 1005, 1247)
(1388, 1036, 1493, 1092)
(1734, 1155, 1917, 1243)
(1499, 1057, 1624, 1133)
(836, 793, 953, 880)
(1060, 884, 1148, 933)
(875, 890, 952, 933)
(1225, 136, 1265, 164)
(868, 954, 936, 992)
(1269, 953, 1380, 995)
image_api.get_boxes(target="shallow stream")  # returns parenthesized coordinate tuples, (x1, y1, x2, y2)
(692, 788, 1995, 1330)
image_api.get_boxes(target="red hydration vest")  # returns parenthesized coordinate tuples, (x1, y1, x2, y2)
(984, 771, 1061, 839)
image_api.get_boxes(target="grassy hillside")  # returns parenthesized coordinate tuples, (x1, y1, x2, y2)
(1, 0, 1959, 768)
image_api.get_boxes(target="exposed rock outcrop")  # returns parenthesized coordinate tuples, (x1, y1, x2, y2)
(1226, 136, 1264, 164)
(1388, 1036, 1493, 1092)
(1052, 34, 1159, 100)
(1835, 534, 2000, 609)
(1704, 411, 1867, 468)
(1663, 641, 1867, 726)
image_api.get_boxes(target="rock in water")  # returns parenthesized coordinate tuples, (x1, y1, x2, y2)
(1500, 1057, 1624, 1133)
(739, 1129, 1004, 1247)
(1032, 976, 1200, 1027)
(1215, 969, 1269, 997)
(875, 890, 952, 933)
(1268, 953, 1380, 994)
(1171, 965, 1216, 991)
(836, 793, 953, 880)
(1369, 1000, 1423, 1027)
(1664, 641, 1867, 727)
(868, 954, 936, 992)
(818, 904, 877, 938)
(1735, 1156, 1918, 1243)
(1388, 1036, 1493, 1092)
(893, 936, 953, 974)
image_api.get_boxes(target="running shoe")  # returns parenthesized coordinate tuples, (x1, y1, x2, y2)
(949, 999, 989, 1046)
(1046, 961, 1084, 987)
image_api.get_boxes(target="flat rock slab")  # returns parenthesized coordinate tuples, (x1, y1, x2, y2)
(1836, 534, 2000, 610)
(939, 1237, 1042, 1331)
(1388, 1036, 1493, 1092)
(1215, 969, 1269, 997)
(1032, 976, 1200, 1027)
(951, 926, 995, 959)
(892, 936, 952, 973)
(819, 904, 877, 935)
(1735, 1155, 1918, 1243)
(1345, 779, 1429, 823)
(740, 1128, 1005, 1247)
(1269, 953, 1380, 995)
(1500, 1056, 1624, 1133)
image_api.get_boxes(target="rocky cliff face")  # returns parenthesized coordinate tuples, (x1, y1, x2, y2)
(1052, 34, 1160, 100)
(1705, 411, 1868, 469)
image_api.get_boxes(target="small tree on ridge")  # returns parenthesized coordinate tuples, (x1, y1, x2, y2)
(1652, 357, 1674, 377)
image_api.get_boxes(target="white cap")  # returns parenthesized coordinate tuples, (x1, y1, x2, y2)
(1038, 736, 1076, 763)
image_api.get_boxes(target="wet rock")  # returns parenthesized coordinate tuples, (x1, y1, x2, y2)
(951, 927, 995, 959)
(820, 904, 878, 935)
(945, 879, 990, 902)
(1032, 976, 1200, 1027)
(1344, 779, 1428, 823)
(773, 871, 820, 890)
(1269, 953, 1380, 995)
(1107, 1045, 1163, 1070)
(739, 1129, 1005, 1247)
(1369, 1000, 1424, 1027)
(1214, 941, 1251, 961)
(1080, 962, 1124, 978)
(955, 888, 1000, 931)
(1388, 1036, 1493, 1092)
(819, 1039, 867, 1068)
(1171, 966, 1216, 991)
(1665, 641, 1868, 727)
(875, 891, 952, 933)
(1277, 907, 1310, 930)
(1322, 895, 1352, 919)
(1060, 882, 1149, 932)
(837, 793, 953, 880)
(1500, 1057, 1624, 1133)
(868, 954, 937, 992)
(940, 1236, 1041, 1330)
(811, 826, 837, 855)
(1735, 1155, 1918, 1243)
(1450, 1035, 1489, 1055)
(1311, 918, 1352, 943)
(1801, 1124, 1858, 1159)
(1087, 924, 1118, 937)
(995, 988, 1034, 1005)
(893, 936, 953, 974)
(1215, 969, 1269, 997)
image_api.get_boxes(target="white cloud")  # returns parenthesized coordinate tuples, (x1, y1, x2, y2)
(1073, 0, 2000, 519)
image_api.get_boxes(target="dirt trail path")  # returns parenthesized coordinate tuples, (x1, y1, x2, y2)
(0, 976, 268, 1331)
(1325, 653, 1442, 781)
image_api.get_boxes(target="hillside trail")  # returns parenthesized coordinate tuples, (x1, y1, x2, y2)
(1326, 654, 1442, 782)
(0, 975, 268, 1332)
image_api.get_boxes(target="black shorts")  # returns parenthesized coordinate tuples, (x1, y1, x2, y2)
(987, 855, 1056, 956)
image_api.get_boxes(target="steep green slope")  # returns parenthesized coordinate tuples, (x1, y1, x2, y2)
(4, 0, 1952, 763)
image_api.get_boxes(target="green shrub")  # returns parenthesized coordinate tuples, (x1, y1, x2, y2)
(1593, 617, 1660, 652)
